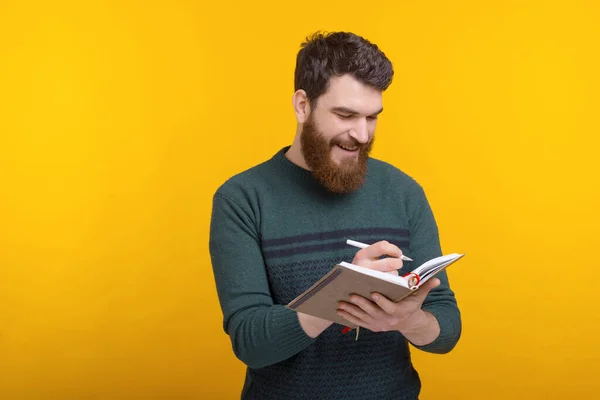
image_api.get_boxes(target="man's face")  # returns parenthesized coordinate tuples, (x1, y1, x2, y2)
(300, 74, 383, 194)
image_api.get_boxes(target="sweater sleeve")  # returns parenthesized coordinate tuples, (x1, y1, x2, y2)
(403, 183, 462, 354)
(208, 191, 316, 369)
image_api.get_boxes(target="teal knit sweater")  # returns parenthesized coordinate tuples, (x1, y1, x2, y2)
(209, 146, 461, 400)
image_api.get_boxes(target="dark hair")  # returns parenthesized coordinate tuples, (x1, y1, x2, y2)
(294, 31, 394, 106)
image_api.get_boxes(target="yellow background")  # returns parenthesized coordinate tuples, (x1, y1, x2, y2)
(1, 1, 599, 399)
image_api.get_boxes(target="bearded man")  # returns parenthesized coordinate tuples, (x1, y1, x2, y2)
(208, 31, 462, 400)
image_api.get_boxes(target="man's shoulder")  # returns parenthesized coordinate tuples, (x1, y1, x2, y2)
(213, 157, 275, 200)
(367, 157, 423, 192)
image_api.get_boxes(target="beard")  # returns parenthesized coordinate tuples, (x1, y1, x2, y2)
(300, 116, 373, 194)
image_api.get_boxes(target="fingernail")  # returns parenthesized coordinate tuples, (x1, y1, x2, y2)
(371, 294, 379, 301)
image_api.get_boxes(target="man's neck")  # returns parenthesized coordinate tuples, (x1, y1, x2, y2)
(284, 137, 311, 171)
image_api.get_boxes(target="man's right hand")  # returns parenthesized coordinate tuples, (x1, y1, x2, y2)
(351, 240, 405, 275)
(297, 240, 406, 338)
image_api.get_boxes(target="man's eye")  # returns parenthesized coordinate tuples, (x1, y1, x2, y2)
(367, 116, 378, 121)
(336, 114, 352, 119)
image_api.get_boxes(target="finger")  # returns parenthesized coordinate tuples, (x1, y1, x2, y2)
(368, 257, 403, 273)
(338, 301, 372, 322)
(370, 292, 397, 315)
(355, 240, 404, 261)
(337, 309, 367, 329)
(348, 295, 383, 318)
(411, 278, 441, 302)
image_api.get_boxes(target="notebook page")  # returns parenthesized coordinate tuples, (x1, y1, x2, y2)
(412, 254, 463, 276)
(339, 262, 410, 288)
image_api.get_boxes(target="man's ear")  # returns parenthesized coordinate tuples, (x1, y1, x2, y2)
(292, 89, 311, 123)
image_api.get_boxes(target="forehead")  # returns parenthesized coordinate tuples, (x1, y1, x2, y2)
(317, 74, 383, 115)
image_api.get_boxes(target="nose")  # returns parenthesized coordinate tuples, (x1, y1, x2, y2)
(348, 118, 370, 144)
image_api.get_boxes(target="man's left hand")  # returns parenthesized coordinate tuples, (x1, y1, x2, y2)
(336, 278, 440, 334)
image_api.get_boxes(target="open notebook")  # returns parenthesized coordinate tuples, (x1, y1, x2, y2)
(285, 253, 465, 327)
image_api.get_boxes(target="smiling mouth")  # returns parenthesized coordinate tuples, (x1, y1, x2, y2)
(336, 144, 358, 152)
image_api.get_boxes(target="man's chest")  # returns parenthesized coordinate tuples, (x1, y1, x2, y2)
(259, 213, 412, 305)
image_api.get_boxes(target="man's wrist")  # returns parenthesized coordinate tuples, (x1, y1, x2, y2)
(397, 310, 440, 346)
(297, 312, 333, 338)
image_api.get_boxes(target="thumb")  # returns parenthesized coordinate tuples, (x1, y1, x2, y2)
(412, 278, 440, 302)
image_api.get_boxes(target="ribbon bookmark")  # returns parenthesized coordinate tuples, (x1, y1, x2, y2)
(341, 326, 361, 340)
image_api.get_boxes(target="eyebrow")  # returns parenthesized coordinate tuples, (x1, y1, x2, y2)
(331, 106, 384, 116)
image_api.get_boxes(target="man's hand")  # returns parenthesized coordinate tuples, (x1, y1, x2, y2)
(341, 240, 441, 345)
(336, 276, 438, 327)
(351, 240, 406, 275)
(297, 241, 407, 339)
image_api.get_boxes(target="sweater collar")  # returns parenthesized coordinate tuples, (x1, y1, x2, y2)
(270, 146, 365, 199)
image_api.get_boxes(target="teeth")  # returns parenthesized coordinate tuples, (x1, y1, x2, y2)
(338, 145, 357, 151)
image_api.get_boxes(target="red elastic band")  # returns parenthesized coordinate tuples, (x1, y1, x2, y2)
(341, 326, 351, 334)
(402, 272, 421, 286)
